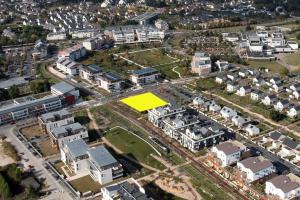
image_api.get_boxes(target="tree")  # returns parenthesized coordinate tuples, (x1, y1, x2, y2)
(26, 186, 38, 199)
(270, 110, 285, 122)
(8, 85, 20, 99)
(296, 33, 300, 41)
(0, 174, 11, 200)
(29, 80, 49, 94)
(7, 164, 22, 183)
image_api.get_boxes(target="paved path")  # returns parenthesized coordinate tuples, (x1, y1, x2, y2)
(172, 66, 182, 79)
(203, 91, 300, 136)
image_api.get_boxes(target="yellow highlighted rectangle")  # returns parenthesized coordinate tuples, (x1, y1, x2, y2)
(121, 92, 168, 112)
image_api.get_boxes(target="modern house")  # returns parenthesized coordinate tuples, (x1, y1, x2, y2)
(220, 107, 237, 121)
(49, 122, 89, 149)
(236, 156, 276, 183)
(265, 174, 300, 200)
(287, 105, 300, 118)
(211, 140, 247, 167)
(148, 104, 186, 127)
(79, 64, 103, 83)
(56, 58, 81, 76)
(58, 44, 86, 61)
(250, 90, 265, 101)
(96, 72, 124, 93)
(191, 52, 211, 76)
(274, 99, 290, 112)
(61, 139, 123, 185)
(130, 67, 160, 86)
(38, 109, 74, 134)
(262, 94, 277, 106)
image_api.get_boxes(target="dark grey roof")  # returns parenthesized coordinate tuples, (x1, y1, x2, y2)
(282, 138, 299, 149)
(51, 81, 75, 94)
(88, 146, 118, 168)
(0, 77, 29, 89)
(268, 175, 300, 193)
(132, 67, 158, 76)
(269, 131, 283, 141)
(118, 181, 151, 200)
(51, 122, 83, 137)
(100, 72, 122, 82)
(40, 109, 70, 122)
(66, 139, 88, 158)
(86, 64, 103, 73)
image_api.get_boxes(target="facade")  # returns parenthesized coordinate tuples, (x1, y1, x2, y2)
(61, 139, 123, 185)
(265, 174, 300, 200)
(58, 44, 86, 61)
(82, 35, 113, 51)
(79, 64, 103, 83)
(245, 124, 260, 136)
(130, 67, 160, 86)
(148, 104, 186, 127)
(237, 156, 276, 183)
(155, 19, 169, 31)
(287, 105, 300, 118)
(71, 29, 98, 39)
(56, 58, 81, 76)
(191, 52, 211, 76)
(274, 100, 290, 112)
(236, 86, 252, 96)
(46, 32, 67, 41)
(32, 39, 48, 60)
(49, 122, 89, 149)
(51, 81, 80, 101)
(96, 72, 124, 93)
(262, 95, 277, 106)
(220, 106, 237, 120)
(38, 109, 74, 133)
(211, 141, 247, 167)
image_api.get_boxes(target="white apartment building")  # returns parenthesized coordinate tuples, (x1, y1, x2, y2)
(58, 44, 86, 61)
(46, 32, 67, 41)
(49, 122, 89, 149)
(191, 52, 211, 75)
(265, 174, 300, 200)
(155, 19, 169, 31)
(96, 72, 124, 93)
(61, 139, 123, 184)
(38, 109, 74, 133)
(130, 67, 160, 86)
(237, 156, 276, 183)
(50, 81, 80, 101)
(79, 64, 103, 83)
(148, 104, 186, 127)
(211, 141, 247, 167)
(56, 58, 81, 76)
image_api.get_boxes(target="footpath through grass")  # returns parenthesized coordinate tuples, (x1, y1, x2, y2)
(105, 127, 165, 170)
(183, 165, 233, 200)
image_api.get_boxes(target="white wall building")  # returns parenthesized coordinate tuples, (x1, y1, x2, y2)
(191, 52, 211, 76)
(130, 67, 160, 86)
(96, 72, 124, 93)
(56, 58, 81, 76)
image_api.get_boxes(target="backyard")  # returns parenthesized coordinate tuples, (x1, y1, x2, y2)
(69, 175, 101, 193)
(105, 127, 165, 170)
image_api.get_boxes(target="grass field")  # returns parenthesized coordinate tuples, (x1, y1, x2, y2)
(121, 92, 168, 112)
(127, 49, 176, 67)
(183, 165, 232, 200)
(281, 53, 300, 67)
(36, 62, 60, 84)
(246, 60, 288, 75)
(105, 127, 165, 170)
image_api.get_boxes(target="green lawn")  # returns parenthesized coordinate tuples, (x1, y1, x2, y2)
(165, 152, 186, 165)
(281, 53, 300, 67)
(183, 165, 233, 200)
(105, 127, 165, 170)
(127, 49, 176, 67)
(36, 62, 60, 84)
(69, 175, 101, 193)
(246, 60, 288, 75)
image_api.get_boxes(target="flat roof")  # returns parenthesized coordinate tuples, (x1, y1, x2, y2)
(66, 139, 88, 158)
(88, 145, 118, 168)
(0, 77, 29, 89)
(132, 67, 158, 76)
(121, 92, 168, 112)
(51, 81, 75, 94)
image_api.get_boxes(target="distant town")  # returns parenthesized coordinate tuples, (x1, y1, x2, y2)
(0, 0, 300, 200)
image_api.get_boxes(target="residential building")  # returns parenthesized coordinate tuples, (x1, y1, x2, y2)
(51, 81, 80, 101)
(245, 124, 260, 136)
(148, 104, 185, 127)
(96, 72, 124, 93)
(211, 140, 247, 167)
(58, 44, 86, 61)
(46, 32, 67, 41)
(250, 90, 265, 101)
(49, 122, 89, 149)
(32, 39, 48, 60)
(191, 52, 211, 76)
(226, 82, 238, 93)
(262, 94, 277, 106)
(56, 58, 81, 76)
(236, 86, 252, 96)
(180, 124, 227, 152)
(61, 139, 123, 184)
(231, 115, 249, 128)
(209, 103, 221, 113)
(38, 109, 74, 133)
(102, 178, 151, 200)
(220, 107, 237, 120)
(71, 29, 98, 39)
(130, 67, 160, 86)
(265, 174, 300, 200)
(215, 76, 226, 84)
(274, 99, 290, 112)
(287, 105, 300, 118)
(79, 64, 103, 83)
(237, 156, 276, 183)
(215, 60, 229, 72)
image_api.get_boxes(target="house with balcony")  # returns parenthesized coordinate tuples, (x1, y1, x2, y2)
(148, 104, 185, 127)
(96, 72, 124, 93)
(130, 67, 160, 86)
(49, 122, 89, 149)
(191, 52, 211, 76)
(236, 156, 276, 183)
(61, 139, 123, 185)
(80, 64, 103, 83)
(38, 109, 74, 134)
(211, 140, 247, 167)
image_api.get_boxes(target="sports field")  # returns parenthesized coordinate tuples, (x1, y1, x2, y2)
(120, 92, 168, 112)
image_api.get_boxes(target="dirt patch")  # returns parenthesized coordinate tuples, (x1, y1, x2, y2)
(20, 125, 45, 140)
(38, 139, 59, 157)
(0, 141, 15, 167)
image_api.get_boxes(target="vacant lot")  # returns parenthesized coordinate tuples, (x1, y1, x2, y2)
(246, 60, 288, 75)
(69, 175, 101, 193)
(20, 125, 45, 140)
(183, 165, 233, 200)
(38, 139, 59, 157)
(105, 127, 165, 170)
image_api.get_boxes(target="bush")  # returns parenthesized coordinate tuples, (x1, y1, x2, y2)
(0, 174, 11, 200)
(7, 164, 22, 183)
(2, 141, 20, 161)
(270, 110, 285, 122)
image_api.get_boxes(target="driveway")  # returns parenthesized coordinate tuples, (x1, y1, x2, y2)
(0, 125, 73, 200)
